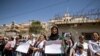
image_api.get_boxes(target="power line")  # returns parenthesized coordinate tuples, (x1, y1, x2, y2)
(0, 0, 70, 19)
(78, 0, 96, 14)
(73, 0, 100, 19)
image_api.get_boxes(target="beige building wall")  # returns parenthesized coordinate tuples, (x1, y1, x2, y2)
(57, 23, 100, 41)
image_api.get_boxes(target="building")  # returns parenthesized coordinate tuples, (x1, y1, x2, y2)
(0, 22, 30, 37)
(49, 13, 100, 41)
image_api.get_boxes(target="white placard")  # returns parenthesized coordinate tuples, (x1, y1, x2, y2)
(45, 40, 64, 54)
(16, 42, 30, 53)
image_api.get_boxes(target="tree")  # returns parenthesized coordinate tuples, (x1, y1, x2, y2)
(29, 20, 43, 34)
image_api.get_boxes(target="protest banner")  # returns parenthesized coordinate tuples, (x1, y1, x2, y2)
(45, 40, 64, 54)
(16, 42, 30, 53)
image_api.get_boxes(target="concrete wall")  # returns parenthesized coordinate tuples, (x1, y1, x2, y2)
(57, 23, 100, 41)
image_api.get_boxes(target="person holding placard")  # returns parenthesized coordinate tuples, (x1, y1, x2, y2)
(21, 34, 34, 56)
(45, 26, 64, 56)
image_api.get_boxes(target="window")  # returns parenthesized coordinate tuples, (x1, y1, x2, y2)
(82, 32, 93, 40)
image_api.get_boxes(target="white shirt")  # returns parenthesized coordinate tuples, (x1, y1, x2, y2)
(73, 42, 88, 50)
(31, 39, 36, 46)
(88, 40, 100, 56)
(11, 39, 16, 48)
(34, 40, 46, 56)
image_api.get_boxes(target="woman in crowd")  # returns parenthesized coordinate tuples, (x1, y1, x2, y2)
(63, 33, 74, 47)
(32, 34, 46, 56)
(88, 32, 100, 56)
(48, 26, 60, 40)
(63, 33, 74, 56)
(46, 26, 64, 56)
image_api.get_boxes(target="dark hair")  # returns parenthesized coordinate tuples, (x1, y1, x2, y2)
(18, 35, 22, 39)
(70, 37, 74, 46)
(9, 37, 14, 41)
(51, 26, 59, 34)
(38, 34, 47, 41)
(49, 26, 59, 40)
(79, 35, 84, 39)
(42, 34, 47, 40)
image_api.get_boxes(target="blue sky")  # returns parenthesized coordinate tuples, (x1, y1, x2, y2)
(0, 0, 100, 24)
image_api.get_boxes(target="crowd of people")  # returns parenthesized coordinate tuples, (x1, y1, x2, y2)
(0, 26, 100, 56)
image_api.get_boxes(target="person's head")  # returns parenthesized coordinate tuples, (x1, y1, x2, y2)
(9, 37, 14, 41)
(16, 36, 20, 41)
(64, 37, 74, 46)
(77, 45, 84, 54)
(38, 34, 46, 41)
(5, 38, 8, 42)
(51, 26, 58, 35)
(0, 36, 4, 42)
(93, 32, 99, 41)
(79, 35, 85, 43)
(18, 35, 22, 39)
(28, 34, 33, 40)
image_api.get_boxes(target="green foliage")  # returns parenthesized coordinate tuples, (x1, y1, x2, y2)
(29, 20, 43, 34)
(31, 21, 41, 26)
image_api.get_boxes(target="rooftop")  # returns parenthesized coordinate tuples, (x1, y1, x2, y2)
(49, 14, 100, 24)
